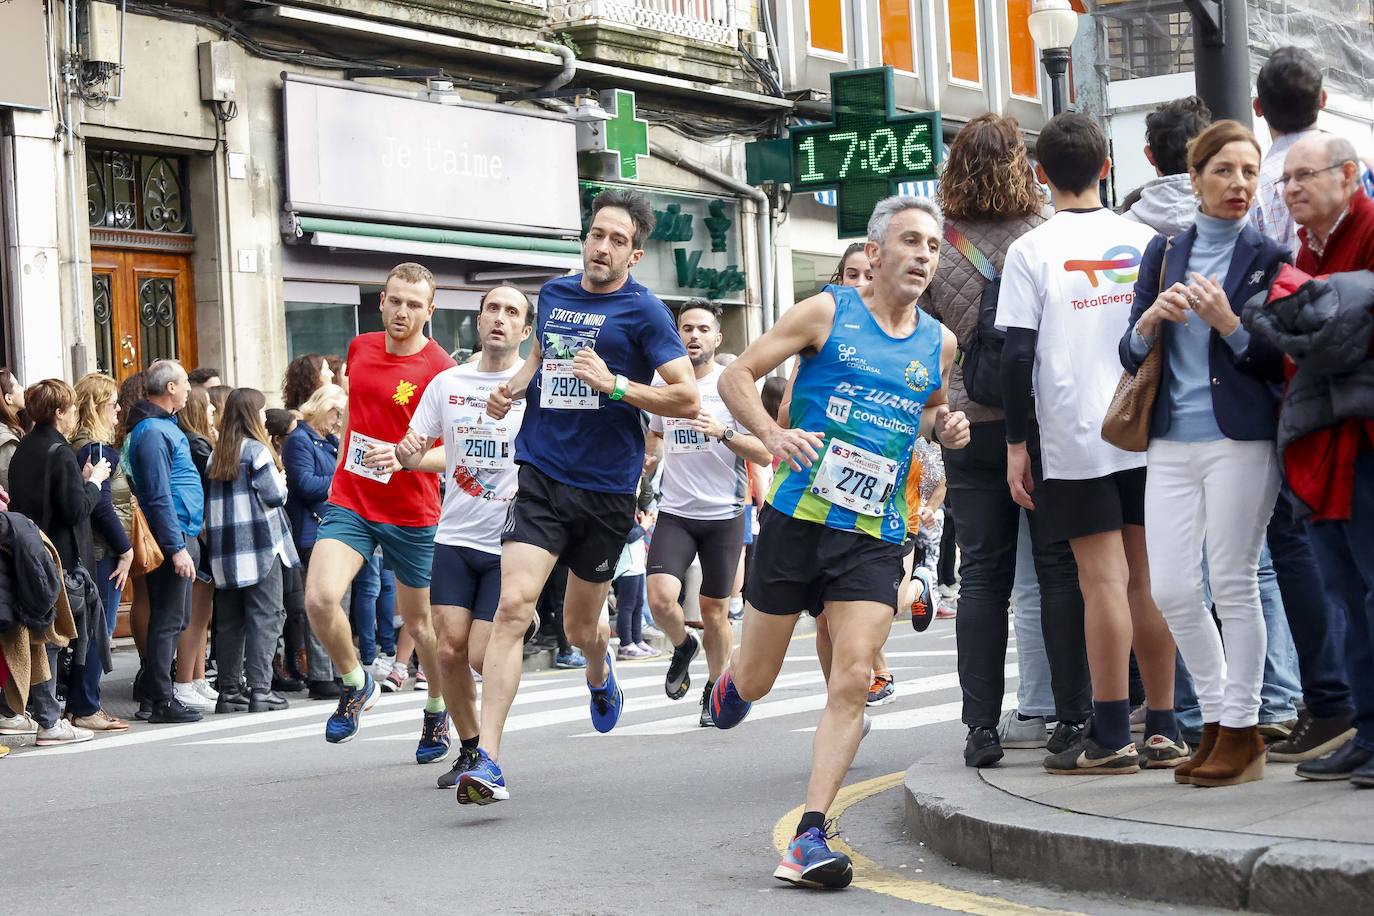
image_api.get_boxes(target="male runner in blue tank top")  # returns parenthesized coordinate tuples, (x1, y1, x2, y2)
(714, 197, 971, 889)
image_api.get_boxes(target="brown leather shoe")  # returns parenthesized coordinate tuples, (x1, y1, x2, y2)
(1174, 722, 1219, 785)
(69, 710, 130, 731)
(1190, 725, 1266, 787)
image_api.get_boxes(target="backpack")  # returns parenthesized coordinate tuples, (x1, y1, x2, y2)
(944, 223, 1005, 408)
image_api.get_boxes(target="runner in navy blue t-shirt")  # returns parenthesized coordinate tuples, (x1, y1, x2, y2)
(456, 189, 698, 806)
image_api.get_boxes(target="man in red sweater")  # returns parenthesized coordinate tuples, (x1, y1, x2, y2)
(1282, 133, 1374, 786)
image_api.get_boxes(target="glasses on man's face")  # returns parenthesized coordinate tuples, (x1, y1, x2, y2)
(1277, 161, 1351, 190)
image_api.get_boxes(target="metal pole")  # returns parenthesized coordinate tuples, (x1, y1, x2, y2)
(1189, 0, 1253, 127)
(1042, 48, 1071, 116)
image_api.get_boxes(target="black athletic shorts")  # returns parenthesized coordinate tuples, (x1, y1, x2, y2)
(745, 504, 905, 617)
(1036, 467, 1147, 543)
(430, 544, 502, 621)
(501, 463, 636, 584)
(645, 511, 747, 599)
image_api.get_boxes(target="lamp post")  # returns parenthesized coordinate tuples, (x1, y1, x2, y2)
(1028, 0, 1080, 116)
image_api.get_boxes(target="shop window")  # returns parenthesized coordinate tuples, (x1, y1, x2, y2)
(86, 148, 191, 233)
(1007, 0, 1039, 98)
(430, 310, 480, 362)
(947, 0, 981, 85)
(808, 0, 845, 55)
(286, 300, 357, 362)
(879, 0, 917, 73)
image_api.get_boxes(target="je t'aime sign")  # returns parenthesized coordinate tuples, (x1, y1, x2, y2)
(283, 78, 581, 237)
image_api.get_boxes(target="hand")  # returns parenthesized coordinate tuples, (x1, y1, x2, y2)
(1006, 442, 1035, 511)
(396, 429, 427, 467)
(362, 443, 402, 475)
(937, 409, 970, 450)
(112, 549, 133, 591)
(642, 451, 660, 477)
(918, 507, 936, 529)
(487, 382, 513, 420)
(85, 456, 112, 486)
(764, 427, 825, 472)
(689, 410, 726, 441)
(0, 484, 8, 512)
(1136, 282, 1192, 337)
(171, 548, 195, 580)
(1186, 273, 1239, 335)
(571, 348, 616, 394)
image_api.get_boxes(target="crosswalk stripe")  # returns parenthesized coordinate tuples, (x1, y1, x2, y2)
(791, 693, 1017, 732)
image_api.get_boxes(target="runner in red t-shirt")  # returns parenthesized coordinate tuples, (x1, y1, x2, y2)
(305, 262, 456, 761)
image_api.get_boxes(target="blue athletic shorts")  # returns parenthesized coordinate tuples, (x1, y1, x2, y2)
(430, 543, 502, 621)
(315, 503, 436, 590)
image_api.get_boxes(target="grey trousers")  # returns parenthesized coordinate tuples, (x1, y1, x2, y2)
(27, 646, 62, 728)
(215, 559, 287, 691)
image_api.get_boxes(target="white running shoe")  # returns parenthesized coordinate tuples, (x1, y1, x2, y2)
(0, 713, 38, 735)
(192, 678, 219, 702)
(174, 682, 215, 711)
(372, 654, 395, 683)
(35, 719, 94, 746)
(862, 714, 872, 739)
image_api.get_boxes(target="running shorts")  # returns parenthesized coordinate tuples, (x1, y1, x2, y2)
(430, 544, 502, 621)
(501, 464, 636, 584)
(645, 511, 746, 599)
(316, 503, 436, 589)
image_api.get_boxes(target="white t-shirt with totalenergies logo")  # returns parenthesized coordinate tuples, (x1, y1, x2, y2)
(409, 361, 525, 553)
(995, 208, 1156, 481)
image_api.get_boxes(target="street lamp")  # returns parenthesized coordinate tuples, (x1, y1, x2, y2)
(1027, 0, 1080, 115)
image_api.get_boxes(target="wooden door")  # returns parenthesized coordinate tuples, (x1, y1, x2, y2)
(91, 248, 198, 382)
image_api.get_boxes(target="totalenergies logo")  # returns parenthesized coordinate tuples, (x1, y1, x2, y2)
(1063, 245, 1142, 288)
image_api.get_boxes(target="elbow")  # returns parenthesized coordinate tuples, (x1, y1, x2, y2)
(674, 389, 701, 420)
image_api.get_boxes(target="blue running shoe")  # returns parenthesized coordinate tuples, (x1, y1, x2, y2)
(773, 827, 853, 889)
(555, 650, 587, 669)
(710, 667, 752, 729)
(588, 650, 624, 733)
(416, 709, 451, 765)
(457, 748, 509, 806)
(325, 671, 379, 744)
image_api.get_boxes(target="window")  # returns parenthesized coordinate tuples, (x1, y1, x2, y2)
(1101, 10, 1195, 80)
(947, 0, 982, 85)
(808, 0, 845, 55)
(879, 0, 917, 73)
(1007, 0, 1039, 99)
(86, 148, 191, 233)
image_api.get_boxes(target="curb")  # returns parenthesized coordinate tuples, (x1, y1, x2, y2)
(902, 754, 1374, 913)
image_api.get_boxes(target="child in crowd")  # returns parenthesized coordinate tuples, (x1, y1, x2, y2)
(614, 513, 659, 659)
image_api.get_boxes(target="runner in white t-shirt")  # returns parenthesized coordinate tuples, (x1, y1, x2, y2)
(396, 285, 532, 792)
(647, 301, 772, 724)
(996, 113, 1179, 776)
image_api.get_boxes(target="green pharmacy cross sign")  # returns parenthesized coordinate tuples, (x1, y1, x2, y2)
(789, 68, 941, 237)
(602, 89, 650, 182)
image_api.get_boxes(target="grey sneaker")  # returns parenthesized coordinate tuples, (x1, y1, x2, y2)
(1129, 704, 1147, 735)
(0, 713, 38, 735)
(35, 720, 94, 747)
(1141, 734, 1189, 768)
(997, 710, 1049, 749)
(1044, 737, 1139, 775)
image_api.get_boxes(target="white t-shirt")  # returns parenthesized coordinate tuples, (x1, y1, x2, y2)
(995, 209, 1155, 480)
(648, 362, 748, 521)
(409, 361, 526, 552)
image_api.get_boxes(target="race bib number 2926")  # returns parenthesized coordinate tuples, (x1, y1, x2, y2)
(540, 360, 599, 410)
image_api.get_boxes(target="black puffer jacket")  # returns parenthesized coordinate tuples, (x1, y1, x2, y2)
(1243, 269, 1374, 455)
(0, 510, 62, 634)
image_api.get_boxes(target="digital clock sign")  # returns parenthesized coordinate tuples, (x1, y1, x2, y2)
(790, 67, 942, 237)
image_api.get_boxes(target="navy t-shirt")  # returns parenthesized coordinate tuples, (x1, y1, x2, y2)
(516, 273, 686, 494)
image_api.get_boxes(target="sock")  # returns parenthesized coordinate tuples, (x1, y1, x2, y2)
(424, 696, 446, 714)
(1092, 699, 1131, 750)
(1144, 707, 1179, 742)
(460, 735, 479, 750)
(795, 810, 826, 839)
(341, 667, 365, 689)
(675, 635, 695, 654)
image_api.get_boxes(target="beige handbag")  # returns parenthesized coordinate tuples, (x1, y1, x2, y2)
(1101, 246, 1169, 453)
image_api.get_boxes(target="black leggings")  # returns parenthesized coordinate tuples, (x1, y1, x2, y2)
(538, 563, 572, 655)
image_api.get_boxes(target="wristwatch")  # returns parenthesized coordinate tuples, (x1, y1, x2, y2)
(720, 428, 735, 443)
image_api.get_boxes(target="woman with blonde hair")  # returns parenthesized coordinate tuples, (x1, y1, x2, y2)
(171, 384, 220, 711)
(68, 373, 134, 730)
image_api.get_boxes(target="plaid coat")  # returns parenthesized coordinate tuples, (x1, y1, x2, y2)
(204, 438, 299, 589)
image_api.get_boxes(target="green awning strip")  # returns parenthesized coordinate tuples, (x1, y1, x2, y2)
(297, 217, 582, 255)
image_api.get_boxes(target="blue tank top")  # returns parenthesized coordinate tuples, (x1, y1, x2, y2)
(769, 285, 943, 544)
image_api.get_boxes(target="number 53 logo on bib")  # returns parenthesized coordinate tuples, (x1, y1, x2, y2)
(811, 439, 897, 517)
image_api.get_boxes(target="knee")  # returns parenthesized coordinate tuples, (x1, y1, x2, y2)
(438, 636, 469, 673)
(1149, 574, 1198, 618)
(827, 658, 873, 707)
(564, 616, 600, 649)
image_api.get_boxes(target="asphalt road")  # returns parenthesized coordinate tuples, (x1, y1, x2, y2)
(4, 619, 1228, 915)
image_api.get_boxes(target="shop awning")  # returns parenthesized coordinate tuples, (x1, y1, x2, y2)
(297, 217, 583, 271)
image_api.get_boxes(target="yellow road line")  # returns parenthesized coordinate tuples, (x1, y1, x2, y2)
(772, 772, 1083, 915)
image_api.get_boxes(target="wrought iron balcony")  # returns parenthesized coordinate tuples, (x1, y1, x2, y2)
(549, 0, 738, 47)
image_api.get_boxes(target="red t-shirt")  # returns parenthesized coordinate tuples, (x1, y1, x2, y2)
(328, 332, 456, 527)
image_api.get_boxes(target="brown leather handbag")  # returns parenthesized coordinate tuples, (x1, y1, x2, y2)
(129, 496, 164, 577)
(1101, 246, 1169, 453)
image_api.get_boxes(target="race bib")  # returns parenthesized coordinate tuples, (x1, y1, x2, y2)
(344, 431, 395, 484)
(811, 438, 897, 517)
(540, 360, 599, 410)
(664, 417, 711, 454)
(453, 422, 511, 470)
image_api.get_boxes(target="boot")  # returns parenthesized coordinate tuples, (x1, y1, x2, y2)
(216, 684, 251, 714)
(1174, 722, 1220, 785)
(272, 654, 306, 693)
(249, 688, 289, 712)
(1189, 725, 1266, 788)
(294, 647, 310, 681)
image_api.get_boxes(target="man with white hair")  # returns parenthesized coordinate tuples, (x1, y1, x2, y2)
(711, 195, 969, 889)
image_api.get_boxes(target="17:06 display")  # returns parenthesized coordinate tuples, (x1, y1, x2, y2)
(796, 125, 933, 184)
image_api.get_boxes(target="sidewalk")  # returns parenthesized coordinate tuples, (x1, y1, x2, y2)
(903, 747, 1374, 914)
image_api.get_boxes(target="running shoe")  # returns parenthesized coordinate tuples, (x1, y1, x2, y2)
(413, 667, 428, 692)
(1043, 736, 1139, 775)
(635, 641, 662, 657)
(1046, 719, 1088, 755)
(698, 680, 714, 728)
(910, 567, 936, 633)
(866, 673, 895, 707)
(665, 631, 700, 700)
(588, 650, 624, 733)
(1141, 734, 1189, 768)
(935, 603, 957, 620)
(371, 654, 395, 684)
(457, 749, 509, 805)
(1129, 704, 1147, 734)
(382, 666, 406, 693)
(617, 643, 650, 661)
(324, 671, 379, 744)
(773, 826, 853, 889)
(416, 709, 451, 764)
(996, 710, 1049, 749)
(437, 746, 482, 790)
(709, 666, 752, 729)
(555, 650, 587, 670)
(862, 714, 872, 740)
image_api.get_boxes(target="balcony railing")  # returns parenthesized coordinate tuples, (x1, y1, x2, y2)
(549, 0, 738, 46)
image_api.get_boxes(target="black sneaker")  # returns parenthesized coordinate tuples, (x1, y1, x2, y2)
(135, 698, 155, 721)
(665, 632, 700, 700)
(1046, 719, 1087, 755)
(1295, 741, 1373, 781)
(964, 727, 1004, 768)
(1044, 736, 1139, 775)
(1268, 709, 1356, 763)
(437, 746, 482, 790)
(150, 698, 203, 724)
(698, 680, 714, 728)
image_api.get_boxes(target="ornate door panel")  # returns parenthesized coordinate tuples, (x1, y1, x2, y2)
(90, 249, 197, 382)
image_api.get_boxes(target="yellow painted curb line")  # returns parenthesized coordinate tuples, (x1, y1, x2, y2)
(772, 771, 1083, 915)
